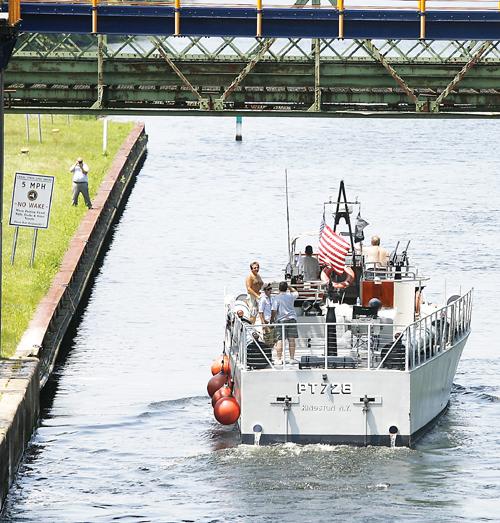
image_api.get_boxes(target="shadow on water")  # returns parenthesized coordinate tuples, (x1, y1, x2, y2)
(40, 154, 145, 417)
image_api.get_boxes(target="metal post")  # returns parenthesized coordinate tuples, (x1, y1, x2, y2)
(102, 116, 108, 155)
(338, 0, 344, 39)
(367, 324, 371, 370)
(92, 0, 98, 34)
(235, 115, 242, 141)
(419, 0, 426, 40)
(174, 0, 181, 36)
(256, 0, 262, 37)
(10, 226, 19, 265)
(313, 38, 321, 111)
(37, 113, 42, 143)
(25, 113, 29, 142)
(30, 227, 38, 267)
(0, 69, 3, 357)
(324, 321, 327, 369)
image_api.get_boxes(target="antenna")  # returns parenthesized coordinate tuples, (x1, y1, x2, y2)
(285, 169, 291, 265)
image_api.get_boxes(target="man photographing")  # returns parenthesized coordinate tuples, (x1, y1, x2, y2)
(70, 157, 92, 209)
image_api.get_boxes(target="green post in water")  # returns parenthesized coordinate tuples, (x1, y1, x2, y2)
(235, 116, 242, 142)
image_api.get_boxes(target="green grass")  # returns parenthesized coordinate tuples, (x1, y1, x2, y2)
(2, 115, 134, 357)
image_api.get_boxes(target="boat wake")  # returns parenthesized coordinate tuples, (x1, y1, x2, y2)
(452, 383, 499, 403)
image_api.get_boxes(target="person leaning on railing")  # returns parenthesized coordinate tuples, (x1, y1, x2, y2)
(271, 281, 299, 365)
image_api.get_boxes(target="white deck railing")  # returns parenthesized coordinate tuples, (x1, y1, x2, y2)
(227, 289, 472, 372)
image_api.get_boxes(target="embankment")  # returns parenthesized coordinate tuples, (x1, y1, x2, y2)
(0, 123, 147, 510)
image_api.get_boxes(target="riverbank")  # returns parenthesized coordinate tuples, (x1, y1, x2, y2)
(0, 121, 147, 510)
(3, 115, 134, 357)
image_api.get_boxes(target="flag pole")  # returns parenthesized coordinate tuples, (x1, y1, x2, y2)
(285, 169, 291, 267)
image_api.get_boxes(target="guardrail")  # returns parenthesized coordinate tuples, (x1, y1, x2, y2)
(24, 0, 500, 38)
(227, 289, 472, 371)
(381, 288, 473, 371)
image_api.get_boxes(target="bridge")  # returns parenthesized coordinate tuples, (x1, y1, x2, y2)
(1, 1, 500, 115)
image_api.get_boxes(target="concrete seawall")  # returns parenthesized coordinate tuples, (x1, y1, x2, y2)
(0, 123, 148, 510)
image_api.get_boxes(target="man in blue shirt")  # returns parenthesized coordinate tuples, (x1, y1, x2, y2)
(271, 281, 299, 364)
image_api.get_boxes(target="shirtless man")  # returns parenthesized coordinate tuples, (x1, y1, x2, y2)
(364, 235, 389, 267)
(246, 261, 263, 323)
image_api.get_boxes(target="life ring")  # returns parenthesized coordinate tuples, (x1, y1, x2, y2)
(320, 266, 355, 289)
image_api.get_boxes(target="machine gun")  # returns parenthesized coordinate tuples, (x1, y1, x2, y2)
(390, 240, 411, 279)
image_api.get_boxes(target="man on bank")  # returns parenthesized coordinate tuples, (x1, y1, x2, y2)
(70, 157, 92, 209)
(271, 281, 299, 364)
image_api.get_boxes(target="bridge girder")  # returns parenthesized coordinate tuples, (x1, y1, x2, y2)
(5, 34, 500, 116)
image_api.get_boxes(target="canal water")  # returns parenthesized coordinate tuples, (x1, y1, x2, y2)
(2, 117, 499, 522)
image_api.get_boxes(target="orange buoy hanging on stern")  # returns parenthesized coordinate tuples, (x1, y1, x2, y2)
(210, 354, 230, 376)
(207, 372, 227, 397)
(211, 384, 233, 407)
(214, 396, 240, 425)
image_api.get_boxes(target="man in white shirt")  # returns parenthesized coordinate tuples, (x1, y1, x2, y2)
(271, 281, 299, 364)
(258, 283, 275, 346)
(298, 245, 321, 280)
(70, 157, 92, 209)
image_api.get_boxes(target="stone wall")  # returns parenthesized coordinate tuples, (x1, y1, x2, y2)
(0, 123, 148, 511)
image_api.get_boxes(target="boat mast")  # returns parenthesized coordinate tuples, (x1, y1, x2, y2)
(332, 180, 359, 296)
(285, 169, 292, 267)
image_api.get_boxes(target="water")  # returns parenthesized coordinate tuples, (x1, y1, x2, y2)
(2, 117, 500, 522)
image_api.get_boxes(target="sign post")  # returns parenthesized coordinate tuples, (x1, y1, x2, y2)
(9, 172, 54, 265)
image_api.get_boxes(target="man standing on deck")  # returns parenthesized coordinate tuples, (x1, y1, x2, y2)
(70, 157, 92, 209)
(271, 281, 299, 364)
(364, 235, 389, 267)
(298, 245, 321, 280)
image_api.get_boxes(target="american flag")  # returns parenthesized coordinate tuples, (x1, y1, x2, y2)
(318, 224, 350, 275)
(319, 209, 325, 240)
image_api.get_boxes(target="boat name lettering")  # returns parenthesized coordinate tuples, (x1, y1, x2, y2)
(296, 382, 352, 395)
(301, 404, 351, 412)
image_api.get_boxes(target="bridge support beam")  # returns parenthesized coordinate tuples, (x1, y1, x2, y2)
(155, 38, 209, 110)
(308, 38, 321, 112)
(91, 34, 106, 110)
(361, 40, 419, 107)
(214, 38, 276, 110)
(430, 40, 494, 112)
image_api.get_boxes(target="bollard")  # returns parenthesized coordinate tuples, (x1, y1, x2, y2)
(235, 116, 242, 142)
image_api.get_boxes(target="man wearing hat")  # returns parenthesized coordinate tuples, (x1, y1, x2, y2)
(70, 157, 92, 209)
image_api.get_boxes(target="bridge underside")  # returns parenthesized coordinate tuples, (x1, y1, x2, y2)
(5, 34, 500, 116)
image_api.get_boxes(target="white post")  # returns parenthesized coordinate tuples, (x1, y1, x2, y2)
(102, 116, 108, 155)
(25, 113, 30, 142)
(37, 114, 42, 143)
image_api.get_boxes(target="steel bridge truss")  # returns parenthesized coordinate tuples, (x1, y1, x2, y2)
(6, 33, 500, 116)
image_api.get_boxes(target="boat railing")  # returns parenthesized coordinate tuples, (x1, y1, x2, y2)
(228, 317, 409, 371)
(376, 289, 473, 371)
(363, 264, 422, 281)
(227, 289, 472, 372)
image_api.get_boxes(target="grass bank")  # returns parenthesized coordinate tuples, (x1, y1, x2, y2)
(2, 115, 134, 357)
